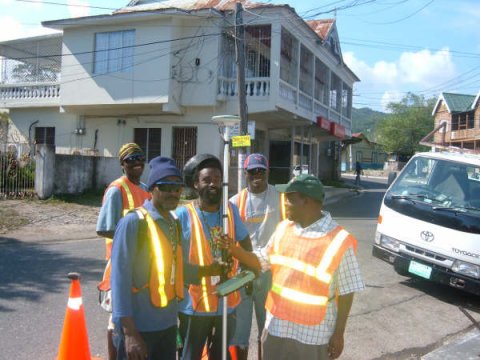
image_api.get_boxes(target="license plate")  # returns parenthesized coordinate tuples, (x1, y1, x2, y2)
(408, 260, 432, 279)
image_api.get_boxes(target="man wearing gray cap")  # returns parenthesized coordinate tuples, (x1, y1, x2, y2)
(255, 174, 364, 360)
(110, 156, 185, 360)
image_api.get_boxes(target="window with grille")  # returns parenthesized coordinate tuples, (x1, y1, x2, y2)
(134, 128, 161, 162)
(172, 127, 197, 170)
(35, 127, 55, 145)
(280, 28, 298, 87)
(94, 30, 135, 74)
(330, 73, 341, 112)
(299, 45, 313, 96)
(221, 25, 271, 79)
(314, 58, 328, 105)
(245, 25, 271, 78)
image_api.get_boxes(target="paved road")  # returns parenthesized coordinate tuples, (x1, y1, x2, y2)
(334, 175, 480, 360)
(1, 177, 479, 360)
(0, 237, 108, 360)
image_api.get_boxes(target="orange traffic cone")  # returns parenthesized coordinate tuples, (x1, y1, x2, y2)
(56, 272, 101, 360)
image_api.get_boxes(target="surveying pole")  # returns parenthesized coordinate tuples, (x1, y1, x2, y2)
(235, 1, 248, 192)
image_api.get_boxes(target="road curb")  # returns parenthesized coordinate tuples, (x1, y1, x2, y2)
(422, 329, 480, 360)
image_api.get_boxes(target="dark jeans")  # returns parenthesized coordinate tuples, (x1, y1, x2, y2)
(181, 314, 235, 360)
(113, 325, 177, 360)
(262, 331, 329, 360)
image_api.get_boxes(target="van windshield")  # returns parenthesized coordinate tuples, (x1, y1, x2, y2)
(389, 156, 480, 212)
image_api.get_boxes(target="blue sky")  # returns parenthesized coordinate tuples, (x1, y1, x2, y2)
(1, 0, 479, 111)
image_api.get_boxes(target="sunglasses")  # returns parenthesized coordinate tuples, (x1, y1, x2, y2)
(156, 184, 183, 192)
(124, 154, 146, 164)
(247, 168, 266, 176)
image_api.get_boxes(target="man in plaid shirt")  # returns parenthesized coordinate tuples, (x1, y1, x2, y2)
(255, 174, 364, 359)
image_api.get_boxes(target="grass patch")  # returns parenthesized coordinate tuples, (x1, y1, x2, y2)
(0, 207, 29, 233)
(42, 189, 103, 207)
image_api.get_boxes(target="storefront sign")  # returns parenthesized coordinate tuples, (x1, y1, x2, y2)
(330, 122, 345, 139)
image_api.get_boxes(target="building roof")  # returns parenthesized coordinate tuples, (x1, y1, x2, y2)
(116, 0, 279, 13)
(305, 19, 334, 41)
(432, 92, 476, 115)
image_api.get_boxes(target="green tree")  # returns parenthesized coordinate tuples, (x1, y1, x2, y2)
(12, 62, 57, 82)
(376, 93, 435, 157)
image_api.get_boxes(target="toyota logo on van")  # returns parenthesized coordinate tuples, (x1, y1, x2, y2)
(420, 231, 434, 242)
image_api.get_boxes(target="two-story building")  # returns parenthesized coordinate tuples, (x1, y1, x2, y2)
(0, 0, 359, 191)
(430, 92, 480, 152)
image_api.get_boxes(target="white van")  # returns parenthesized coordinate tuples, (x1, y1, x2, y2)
(373, 151, 480, 295)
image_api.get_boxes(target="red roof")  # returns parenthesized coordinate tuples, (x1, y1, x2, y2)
(305, 19, 334, 40)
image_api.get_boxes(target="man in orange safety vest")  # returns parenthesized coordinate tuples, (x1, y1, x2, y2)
(255, 174, 365, 360)
(96, 143, 151, 360)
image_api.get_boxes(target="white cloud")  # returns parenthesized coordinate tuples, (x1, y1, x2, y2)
(68, 0, 91, 18)
(344, 48, 456, 111)
(0, 16, 59, 41)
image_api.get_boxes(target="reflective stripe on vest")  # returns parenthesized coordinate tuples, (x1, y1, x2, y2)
(280, 193, 287, 221)
(131, 207, 183, 307)
(270, 229, 350, 284)
(237, 188, 287, 222)
(186, 203, 239, 313)
(266, 224, 356, 324)
(270, 283, 328, 306)
(237, 189, 248, 222)
(119, 180, 135, 216)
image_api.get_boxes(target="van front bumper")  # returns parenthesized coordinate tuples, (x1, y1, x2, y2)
(372, 245, 480, 296)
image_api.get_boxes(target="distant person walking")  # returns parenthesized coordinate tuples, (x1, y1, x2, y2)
(355, 161, 362, 185)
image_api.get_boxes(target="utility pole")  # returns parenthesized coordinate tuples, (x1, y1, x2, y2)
(235, 1, 247, 192)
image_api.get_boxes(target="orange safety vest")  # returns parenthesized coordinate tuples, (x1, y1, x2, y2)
(98, 177, 150, 292)
(185, 203, 240, 313)
(265, 221, 357, 325)
(130, 207, 184, 307)
(103, 176, 151, 260)
(236, 188, 287, 222)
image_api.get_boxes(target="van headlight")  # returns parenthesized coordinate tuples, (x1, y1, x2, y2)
(379, 234, 400, 252)
(452, 260, 480, 279)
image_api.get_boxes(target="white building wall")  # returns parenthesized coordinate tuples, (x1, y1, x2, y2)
(60, 18, 175, 107)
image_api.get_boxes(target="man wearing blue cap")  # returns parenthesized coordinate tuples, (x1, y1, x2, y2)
(110, 156, 185, 360)
(255, 174, 364, 360)
(229, 153, 285, 360)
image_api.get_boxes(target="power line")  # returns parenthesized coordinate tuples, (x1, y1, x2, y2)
(15, 0, 116, 11)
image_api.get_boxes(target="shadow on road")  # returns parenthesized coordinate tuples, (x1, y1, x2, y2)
(0, 238, 103, 312)
(400, 277, 480, 314)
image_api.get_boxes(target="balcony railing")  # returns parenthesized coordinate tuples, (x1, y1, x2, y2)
(218, 77, 270, 98)
(0, 82, 60, 101)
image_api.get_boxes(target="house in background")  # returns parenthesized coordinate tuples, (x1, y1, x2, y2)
(0, 0, 358, 194)
(342, 132, 387, 171)
(430, 92, 480, 153)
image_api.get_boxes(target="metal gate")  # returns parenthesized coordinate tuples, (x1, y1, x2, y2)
(0, 142, 36, 198)
(172, 127, 197, 171)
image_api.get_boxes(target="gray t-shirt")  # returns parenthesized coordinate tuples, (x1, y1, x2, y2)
(230, 184, 282, 249)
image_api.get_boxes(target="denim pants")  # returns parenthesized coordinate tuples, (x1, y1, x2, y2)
(181, 313, 235, 360)
(230, 270, 272, 347)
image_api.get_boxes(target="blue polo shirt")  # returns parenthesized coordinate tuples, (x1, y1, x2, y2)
(111, 199, 178, 331)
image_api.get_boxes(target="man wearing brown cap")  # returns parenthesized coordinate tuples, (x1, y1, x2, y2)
(255, 174, 364, 360)
(96, 143, 151, 360)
